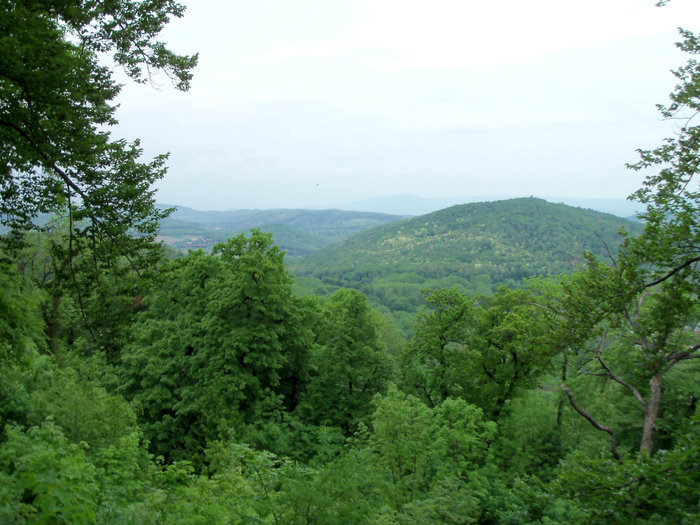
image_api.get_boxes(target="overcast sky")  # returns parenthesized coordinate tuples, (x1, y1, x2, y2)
(114, 0, 700, 211)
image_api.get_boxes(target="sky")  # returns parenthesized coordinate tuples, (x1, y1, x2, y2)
(114, 0, 700, 212)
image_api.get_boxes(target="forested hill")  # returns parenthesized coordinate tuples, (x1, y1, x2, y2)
(289, 198, 642, 317)
(157, 205, 407, 255)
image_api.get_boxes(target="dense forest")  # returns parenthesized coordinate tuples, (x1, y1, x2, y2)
(1, 1, 699, 524)
(289, 198, 643, 328)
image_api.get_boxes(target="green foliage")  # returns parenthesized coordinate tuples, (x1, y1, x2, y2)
(269, 442, 384, 524)
(0, 0, 195, 229)
(494, 389, 564, 480)
(626, 29, 700, 296)
(399, 288, 476, 406)
(127, 458, 260, 525)
(368, 386, 498, 522)
(91, 431, 156, 523)
(1, 0, 196, 358)
(402, 286, 555, 418)
(371, 386, 433, 501)
(290, 198, 641, 324)
(533, 27, 700, 523)
(120, 230, 314, 464)
(1, 4, 698, 521)
(298, 288, 394, 434)
(0, 364, 31, 438)
(552, 416, 700, 524)
(0, 256, 44, 366)
(5, 227, 78, 357)
(27, 366, 138, 455)
(550, 240, 699, 456)
(0, 423, 98, 524)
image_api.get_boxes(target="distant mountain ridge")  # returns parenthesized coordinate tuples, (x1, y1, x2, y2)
(331, 194, 644, 218)
(289, 198, 642, 322)
(156, 205, 407, 255)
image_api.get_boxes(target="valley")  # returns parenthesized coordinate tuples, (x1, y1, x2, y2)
(156, 205, 408, 256)
(165, 198, 641, 329)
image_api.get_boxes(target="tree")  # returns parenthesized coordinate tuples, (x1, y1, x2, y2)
(0, 422, 99, 523)
(120, 231, 312, 464)
(555, 13, 700, 457)
(369, 385, 497, 522)
(556, 261, 698, 458)
(298, 289, 394, 434)
(0, 250, 45, 366)
(621, 13, 700, 454)
(552, 415, 700, 523)
(1, 1, 197, 353)
(402, 287, 554, 418)
(400, 288, 475, 407)
(1, 0, 196, 230)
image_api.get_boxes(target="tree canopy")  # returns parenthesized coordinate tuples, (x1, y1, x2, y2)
(0, 1, 699, 523)
(1, 0, 196, 229)
(1, 0, 197, 354)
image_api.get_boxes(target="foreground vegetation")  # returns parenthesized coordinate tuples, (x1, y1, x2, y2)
(2, 216, 698, 523)
(1, 1, 698, 523)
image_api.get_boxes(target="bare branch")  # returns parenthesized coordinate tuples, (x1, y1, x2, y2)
(644, 255, 700, 288)
(562, 384, 620, 460)
(660, 344, 700, 376)
(595, 231, 618, 268)
(582, 371, 609, 377)
(596, 347, 647, 409)
(628, 290, 650, 328)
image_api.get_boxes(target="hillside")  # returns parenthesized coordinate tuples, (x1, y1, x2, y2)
(332, 194, 644, 217)
(157, 206, 407, 256)
(289, 198, 643, 320)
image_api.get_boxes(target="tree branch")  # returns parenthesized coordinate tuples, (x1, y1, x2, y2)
(595, 346, 647, 410)
(0, 118, 90, 202)
(481, 363, 496, 382)
(595, 231, 618, 268)
(562, 384, 620, 460)
(644, 255, 700, 288)
(1, 117, 152, 280)
(660, 344, 700, 376)
(626, 289, 649, 329)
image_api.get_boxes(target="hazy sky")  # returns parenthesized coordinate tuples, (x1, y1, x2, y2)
(114, 0, 700, 211)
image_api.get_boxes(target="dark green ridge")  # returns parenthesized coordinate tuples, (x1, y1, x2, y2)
(289, 197, 642, 316)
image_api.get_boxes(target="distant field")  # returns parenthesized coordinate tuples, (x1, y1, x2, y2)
(156, 235, 183, 245)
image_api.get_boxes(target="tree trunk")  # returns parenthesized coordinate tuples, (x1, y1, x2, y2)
(557, 354, 568, 427)
(640, 375, 661, 453)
